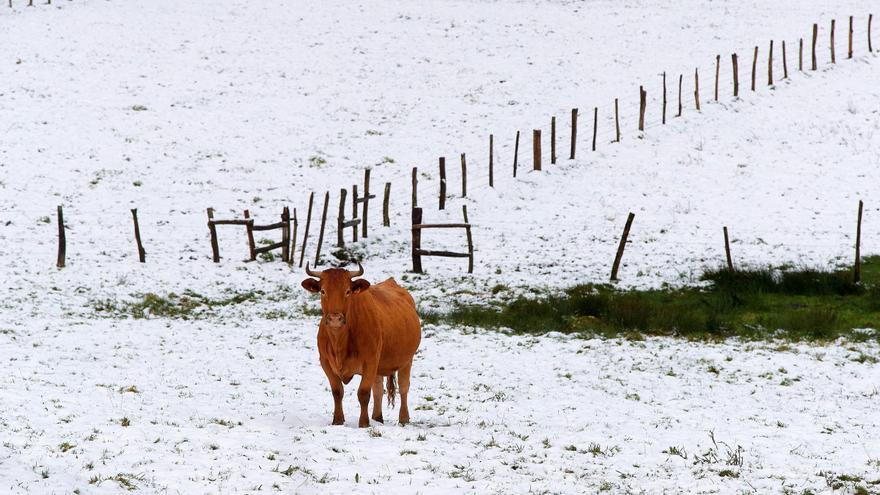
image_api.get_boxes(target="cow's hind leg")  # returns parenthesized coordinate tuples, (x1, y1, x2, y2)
(398, 360, 412, 425)
(371, 376, 384, 423)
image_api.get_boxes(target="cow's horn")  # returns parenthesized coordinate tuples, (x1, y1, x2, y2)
(305, 263, 322, 278)
(348, 262, 364, 278)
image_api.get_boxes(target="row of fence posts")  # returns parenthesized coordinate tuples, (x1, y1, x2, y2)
(7, 0, 51, 6)
(608, 200, 866, 283)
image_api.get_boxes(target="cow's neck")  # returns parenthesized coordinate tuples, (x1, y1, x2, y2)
(326, 324, 354, 362)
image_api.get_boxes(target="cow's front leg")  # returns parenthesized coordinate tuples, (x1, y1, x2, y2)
(371, 376, 384, 423)
(320, 359, 345, 425)
(357, 365, 379, 428)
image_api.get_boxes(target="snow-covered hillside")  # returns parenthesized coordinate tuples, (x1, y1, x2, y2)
(1, 1, 879, 493)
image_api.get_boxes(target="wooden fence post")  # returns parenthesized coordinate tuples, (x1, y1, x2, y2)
(299, 192, 314, 267)
(56, 205, 66, 268)
(244, 209, 256, 261)
(383, 182, 391, 227)
(533, 130, 542, 171)
(614, 98, 620, 142)
(281, 206, 291, 263)
(361, 168, 370, 238)
(551, 116, 557, 164)
(662, 72, 667, 124)
(315, 192, 329, 266)
(768, 40, 774, 86)
(694, 68, 700, 110)
(812, 23, 818, 70)
(732, 53, 739, 96)
(439, 157, 446, 210)
(715, 54, 720, 101)
(207, 207, 219, 263)
(513, 131, 520, 177)
(351, 184, 359, 242)
(569, 108, 578, 159)
(131, 208, 146, 263)
(831, 19, 836, 63)
(677, 74, 683, 116)
(751, 46, 758, 91)
(782, 40, 788, 79)
(638, 86, 646, 131)
(855, 200, 863, 283)
(489, 134, 494, 187)
(337, 188, 347, 247)
(463, 205, 474, 274)
(411, 207, 423, 273)
(290, 208, 298, 265)
(799, 38, 804, 71)
(411, 167, 418, 208)
(460, 153, 467, 197)
(869, 14, 874, 52)
(592, 107, 598, 151)
(723, 226, 734, 271)
(610, 212, 635, 281)
(848, 16, 853, 59)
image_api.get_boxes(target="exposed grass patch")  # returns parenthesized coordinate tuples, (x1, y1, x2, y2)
(430, 257, 880, 341)
(93, 289, 262, 319)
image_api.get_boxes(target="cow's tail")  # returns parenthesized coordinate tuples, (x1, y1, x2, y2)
(386, 373, 397, 408)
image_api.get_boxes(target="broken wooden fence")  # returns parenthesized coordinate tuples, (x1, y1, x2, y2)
(411, 205, 474, 274)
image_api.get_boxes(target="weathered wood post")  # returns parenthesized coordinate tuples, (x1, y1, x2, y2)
(569, 108, 578, 159)
(812, 23, 818, 70)
(351, 184, 359, 242)
(677, 74, 683, 116)
(439, 157, 447, 210)
(638, 86, 646, 131)
(831, 19, 836, 63)
(299, 192, 314, 267)
(56, 205, 66, 268)
(290, 208, 298, 265)
(751, 46, 758, 91)
(244, 209, 256, 261)
(315, 192, 329, 266)
(610, 212, 635, 281)
(337, 188, 347, 247)
(551, 116, 557, 164)
(361, 168, 371, 237)
(411, 207, 423, 273)
(714, 54, 720, 101)
(855, 200, 863, 283)
(723, 226, 734, 271)
(411, 167, 418, 208)
(694, 68, 700, 110)
(768, 40, 774, 86)
(463, 205, 474, 274)
(382, 182, 391, 227)
(489, 134, 494, 187)
(131, 208, 146, 263)
(532, 129, 542, 171)
(662, 72, 667, 124)
(799, 38, 804, 71)
(782, 40, 788, 78)
(848, 16, 853, 59)
(614, 98, 621, 142)
(869, 14, 874, 52)
(732, 53, 739, 96)
(460, 153, 467, 197)
(591, 107, 598, 151)
(207, 207, 220, 263)
(281, 206, 291, 263)
(513, 130, 520, 177)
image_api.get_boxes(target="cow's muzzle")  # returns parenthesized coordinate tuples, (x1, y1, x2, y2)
(325, 312, 346, 328)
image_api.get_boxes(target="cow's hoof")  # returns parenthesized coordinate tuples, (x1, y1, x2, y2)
(398, 418, 410, 426)
(332, 418, 345, 426)
(372, 415, 384, 424)
(358, 419, 370, 428)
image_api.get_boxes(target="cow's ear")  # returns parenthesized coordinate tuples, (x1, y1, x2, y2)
(351, 279, 371, 294)
(301, 278, 321, 293)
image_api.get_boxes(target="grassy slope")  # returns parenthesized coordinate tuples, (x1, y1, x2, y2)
(427, 257, 880, 342)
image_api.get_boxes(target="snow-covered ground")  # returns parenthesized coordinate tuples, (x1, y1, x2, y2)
(2, 0, 880, 493)
(1, 317, 878, 494)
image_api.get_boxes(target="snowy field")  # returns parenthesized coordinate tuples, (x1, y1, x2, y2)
(1, 318, 879, 494)
(2, 0, 880, 493)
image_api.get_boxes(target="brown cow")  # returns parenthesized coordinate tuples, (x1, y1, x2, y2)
(301, 263, 421, 427)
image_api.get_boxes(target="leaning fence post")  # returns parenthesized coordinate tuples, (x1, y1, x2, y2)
(569, 108, 578, 159)
(714, 54, 720, 101)
(768, 40, 774, 86)
(244, 209, 256, 261)
(610, 212, 635, 281)
(812, 23, 818, 70)
(411, 207, 423, 273)
(463, 205, 473, 274)
(751, 46, 758, 91)
(855, 200, 864, 283)
(533, 130, 542, 171)
(869, 14, 874, 52)
(439, 157, 447, 210)
(315, 192, 329, 266)
(732, 53, 739, 96)
(207, 207, 220, 263)
(383, 182, 391, 227)
(638, 86, 646, 131)
(460, 153, 467, 197)
(723, 226, 734, 271)
(56, 205, 66, 268)
(489, 134, 494, 187)
(131, 208, 146, 263)
(298, 192, 314, 267)
(513, 130, 520, 177)
(551, 116, 557, 164)
(830, 19, 836, 63)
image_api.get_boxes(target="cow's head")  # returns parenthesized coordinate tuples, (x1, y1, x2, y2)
(301, 263, 371, 329)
